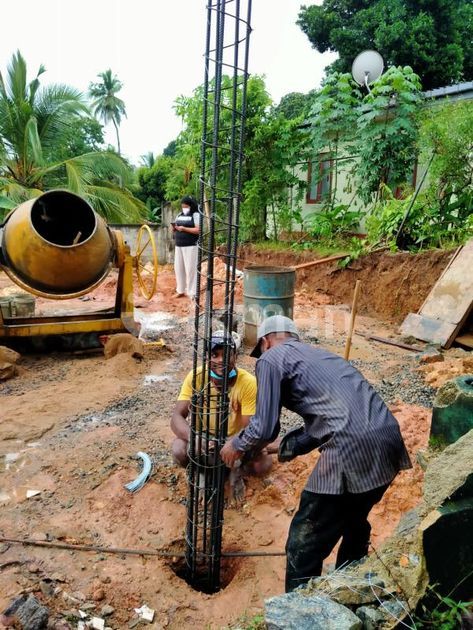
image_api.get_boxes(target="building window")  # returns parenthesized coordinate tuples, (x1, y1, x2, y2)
(307, 154, 332, 204)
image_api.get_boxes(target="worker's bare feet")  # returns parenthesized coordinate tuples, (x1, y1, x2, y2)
(175, 292, 186, 298)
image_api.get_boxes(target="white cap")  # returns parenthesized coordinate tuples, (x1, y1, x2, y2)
(250, 315, 299, 358)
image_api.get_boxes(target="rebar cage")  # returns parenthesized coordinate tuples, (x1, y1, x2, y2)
(185, 0, 253, 593)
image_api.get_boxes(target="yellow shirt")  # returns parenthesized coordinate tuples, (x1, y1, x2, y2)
(178, 367, 256, 437)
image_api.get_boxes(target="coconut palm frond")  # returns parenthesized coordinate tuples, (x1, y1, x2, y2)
(67, 151, 134, 186)
(0, 195, 17, 210)
(35, 85, 88, 150)
(7, 50, 28, 103)
(85, 182, 146, 223)
(25, 116, 43, 166)
(65, 159, 85, 196)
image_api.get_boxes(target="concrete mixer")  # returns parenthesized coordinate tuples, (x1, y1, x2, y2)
(0, 190, 158, 349)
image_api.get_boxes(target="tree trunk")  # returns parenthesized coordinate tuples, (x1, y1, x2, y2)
(113, 118, 121, 155)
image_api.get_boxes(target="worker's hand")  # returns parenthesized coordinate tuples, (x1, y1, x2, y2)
(175, 225, 185, 232)
(220, 440, 243, 468)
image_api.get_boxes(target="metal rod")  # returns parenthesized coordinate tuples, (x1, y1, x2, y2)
(185, 0, 253, 593)
(0, 536, 285, 559)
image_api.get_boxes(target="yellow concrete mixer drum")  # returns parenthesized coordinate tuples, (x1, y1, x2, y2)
(1, 190, 115, 298)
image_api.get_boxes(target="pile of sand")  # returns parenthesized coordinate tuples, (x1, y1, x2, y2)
(418, 355, 473, 388)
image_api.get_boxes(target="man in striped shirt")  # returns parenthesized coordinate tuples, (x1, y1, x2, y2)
(220, 315, 411, 592)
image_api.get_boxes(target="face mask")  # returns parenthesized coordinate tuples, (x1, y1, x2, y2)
(182, 207, 191, 215)
(210, 368, 237, 381)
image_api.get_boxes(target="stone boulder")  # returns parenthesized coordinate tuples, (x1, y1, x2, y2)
(431, 375, 473, 446)
(265, 591, 362, 630)
(420, 428, 473, 600)
(0, 345, 20, 381)
(304, 573, 388, 606)
(103, 333, 144, 360)
(0, 594, 49, 629)
(0, 346, 20, 364)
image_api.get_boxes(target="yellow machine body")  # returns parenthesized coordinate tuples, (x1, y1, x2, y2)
(2, 191, 114, 298)
(0, 190, 142, 347)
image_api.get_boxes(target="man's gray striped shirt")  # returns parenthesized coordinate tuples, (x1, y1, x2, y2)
(232, 339, 412, 494)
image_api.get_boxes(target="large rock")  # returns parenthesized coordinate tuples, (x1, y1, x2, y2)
(0, 346, 20, 381)
(305, 573, 387, 606)
(0, 345, 20, 363)
(355, 605, 386, 629)
(420, 428, 473, 600)
(265, 591, 362, 630)
(423, 428, 473, 511)
(0, 361, 17, 381)
(103, 333, 144, 360)
(1, 594, 49, 629)
(431, 375, 473, 446)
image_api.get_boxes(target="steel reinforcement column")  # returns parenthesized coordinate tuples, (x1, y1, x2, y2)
(185, 0, 252, 593)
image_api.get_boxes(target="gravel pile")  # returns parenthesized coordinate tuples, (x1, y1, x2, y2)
(351, 358, 436, 407)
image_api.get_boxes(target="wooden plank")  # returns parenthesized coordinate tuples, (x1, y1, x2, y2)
(359, 333, 424, 352)
(292, 253, 349, 271)
(399, 313, 458, 346)
(417, 245, 463, 313)
(420, 239, 473, 324)
(400, 239, 473, 347)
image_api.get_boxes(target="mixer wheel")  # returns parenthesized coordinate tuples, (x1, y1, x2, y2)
(135, 225, 158, 300)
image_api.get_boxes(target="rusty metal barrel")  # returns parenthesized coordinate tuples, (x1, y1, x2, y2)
(243, 265, 296, 346)
(0, 190, 115, 298)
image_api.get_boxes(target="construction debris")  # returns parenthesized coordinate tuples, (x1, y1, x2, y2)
(134, 604, 155, 622)
(0, 594, 49, 630)
(124, 452, 153, 493)
(401, 239, 473, 348)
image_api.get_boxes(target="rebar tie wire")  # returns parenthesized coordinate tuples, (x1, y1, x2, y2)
(185, 0, 253, 593)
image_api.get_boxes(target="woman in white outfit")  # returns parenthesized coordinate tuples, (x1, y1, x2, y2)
(172, 196, 201, 298)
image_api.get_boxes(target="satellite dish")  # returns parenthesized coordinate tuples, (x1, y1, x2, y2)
(352, 50, 384, 90)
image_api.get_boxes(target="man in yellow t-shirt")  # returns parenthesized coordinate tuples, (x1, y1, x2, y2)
(170, 332, 274, 476)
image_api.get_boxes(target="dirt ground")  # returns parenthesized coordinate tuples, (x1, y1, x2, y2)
(239, 244, 454, 322)
(0, 248, 465, 629)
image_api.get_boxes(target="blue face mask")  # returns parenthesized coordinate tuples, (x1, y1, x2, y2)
(210, 368, 237, 381)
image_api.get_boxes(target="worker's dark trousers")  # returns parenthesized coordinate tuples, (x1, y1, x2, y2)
(285, 484, 389, 592)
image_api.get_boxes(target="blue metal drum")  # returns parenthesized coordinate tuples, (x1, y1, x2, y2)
(243, 265, 295, 345)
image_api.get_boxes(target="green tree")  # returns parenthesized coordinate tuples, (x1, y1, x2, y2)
(0, 51, 144, 222)
(89, 69, 126, 155)
(355, 65, 422, 203)
(139, 151, 156, 168)
(297, 0, 472, 90)
(275, 91, 315, 120)
(136, 154, 173, 216)
(47, 116, 105, 162)
(308, 72, 361, 211)
(366, 96, 472, 250)
(163, 139, 177, 157)
(170, 75, 310, 240)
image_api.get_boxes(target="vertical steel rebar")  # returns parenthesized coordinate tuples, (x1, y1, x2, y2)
(185, 0, 252, 593)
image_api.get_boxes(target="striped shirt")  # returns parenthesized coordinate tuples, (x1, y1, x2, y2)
(232, 339, 412, 494)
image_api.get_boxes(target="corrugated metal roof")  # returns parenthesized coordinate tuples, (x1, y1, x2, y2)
(424, 81, 473, 99)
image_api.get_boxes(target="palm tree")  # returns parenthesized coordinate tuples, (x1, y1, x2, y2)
(0, 51, 145, 223)
(139, 151, 156, 168)
(89, 69, 126, 155)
